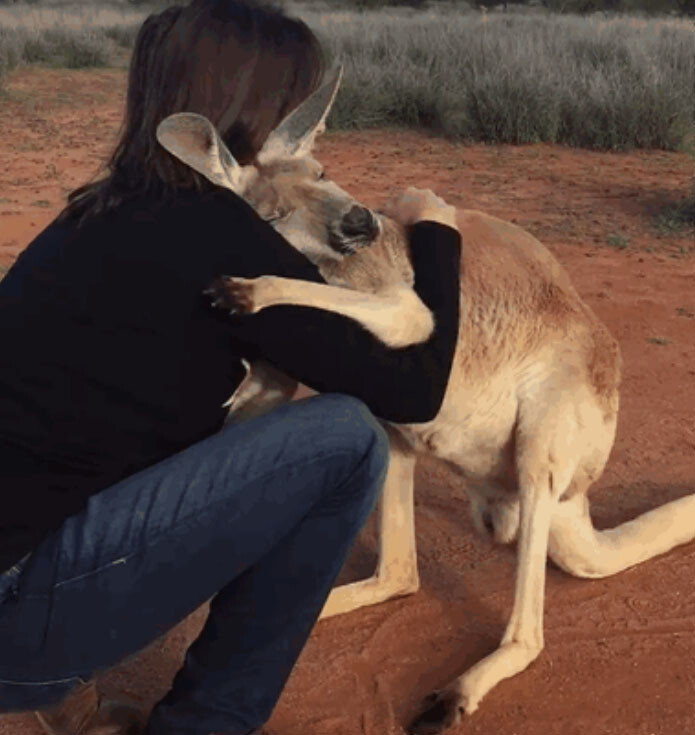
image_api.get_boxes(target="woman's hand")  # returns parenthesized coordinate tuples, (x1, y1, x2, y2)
(379, 187, 458, 230)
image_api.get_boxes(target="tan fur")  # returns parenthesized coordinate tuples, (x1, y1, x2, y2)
(216, 203, 695, 723)
(156, 69, 695, 728)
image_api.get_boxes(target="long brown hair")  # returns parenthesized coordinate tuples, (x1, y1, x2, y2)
(60, 0, 326, 226)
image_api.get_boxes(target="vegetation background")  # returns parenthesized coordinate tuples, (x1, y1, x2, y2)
(1, 0, 694, 227)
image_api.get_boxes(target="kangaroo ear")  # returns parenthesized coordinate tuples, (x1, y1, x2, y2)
(156, 113, 254, 194)
(256, 64, 343, 165)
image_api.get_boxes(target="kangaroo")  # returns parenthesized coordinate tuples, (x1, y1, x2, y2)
(156, 65, 695, 733)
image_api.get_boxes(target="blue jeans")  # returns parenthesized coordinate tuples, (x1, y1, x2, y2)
(0, 394, 389, 735)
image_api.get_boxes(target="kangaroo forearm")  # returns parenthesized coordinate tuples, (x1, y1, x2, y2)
(241, 276, 435, 348)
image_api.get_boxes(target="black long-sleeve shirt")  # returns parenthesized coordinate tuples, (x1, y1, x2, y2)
(0, 186, 461, 574)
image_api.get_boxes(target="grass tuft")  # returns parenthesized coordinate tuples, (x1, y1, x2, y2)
(655, 179, 695, 234)
(607, 232, 631, 248)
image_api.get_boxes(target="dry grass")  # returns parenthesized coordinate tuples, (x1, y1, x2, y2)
(301, 7, 695, 149)
(0, 3, 142, 30)
(1, 1, 695, 150)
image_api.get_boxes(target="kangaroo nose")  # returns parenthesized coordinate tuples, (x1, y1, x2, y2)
(341, 205, 378, 238)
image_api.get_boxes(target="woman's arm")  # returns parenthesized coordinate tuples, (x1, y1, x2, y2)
(206, 191, 461, 424)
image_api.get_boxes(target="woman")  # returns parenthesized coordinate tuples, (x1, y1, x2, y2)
(0, 1, 461, 733)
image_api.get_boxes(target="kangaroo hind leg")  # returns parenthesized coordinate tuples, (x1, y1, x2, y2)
(319, 425, 419, 619)
(409, 395, 580, 733)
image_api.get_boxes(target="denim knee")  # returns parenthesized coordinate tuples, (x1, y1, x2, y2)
(315, 394, 389, 454)
(314, 394, 390, 508)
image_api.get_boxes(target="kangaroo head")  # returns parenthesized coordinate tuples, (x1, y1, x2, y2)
(156, 65, 383, 265)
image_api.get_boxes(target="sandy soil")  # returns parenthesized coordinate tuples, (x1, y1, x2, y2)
(1, 66, 694, 735)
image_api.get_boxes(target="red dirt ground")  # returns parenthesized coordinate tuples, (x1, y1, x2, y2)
(1, 67, 694, 735)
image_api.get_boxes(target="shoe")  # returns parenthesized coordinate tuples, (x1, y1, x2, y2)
(34, 679, 149, 735)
